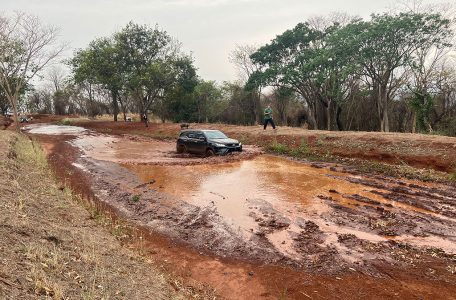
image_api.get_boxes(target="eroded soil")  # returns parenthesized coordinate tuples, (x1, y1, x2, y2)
(25, 123, 456, 300)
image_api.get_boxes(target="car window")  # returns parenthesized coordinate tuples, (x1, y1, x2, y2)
(179, 132, 188, 138)
(195, 133, 205, 140)
(187, 132, 196, 139)
(204, 131, 228, 139)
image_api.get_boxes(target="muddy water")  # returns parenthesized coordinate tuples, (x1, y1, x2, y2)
(123, 155, 456, 257)
(24, 124, 456, 261)
(24, 124, 87, 135)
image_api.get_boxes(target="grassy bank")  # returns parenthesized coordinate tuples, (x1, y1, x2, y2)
(0, 131, 211, 299)
(266, 140, 453, 183)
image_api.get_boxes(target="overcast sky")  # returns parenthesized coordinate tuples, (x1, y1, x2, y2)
(0, 0, 447, 82)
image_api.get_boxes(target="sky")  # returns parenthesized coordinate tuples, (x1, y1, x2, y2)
(0, 0, 447, 82)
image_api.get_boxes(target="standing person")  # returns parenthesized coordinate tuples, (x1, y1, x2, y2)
(263, 104, 276, 130)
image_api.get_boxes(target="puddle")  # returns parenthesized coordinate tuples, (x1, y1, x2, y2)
(23, 124, 87, 135)
(26, 124, 456, 261)
(123, 155, 456, 257)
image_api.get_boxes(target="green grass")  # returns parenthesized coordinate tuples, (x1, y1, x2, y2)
(268, 142, 289, 154)
(290, 139, 310, 156)
(131, 194, 141, 202)
(60, 118, 72, 125)
(13, 135, 47, 170)
(449, 169, 456, 181)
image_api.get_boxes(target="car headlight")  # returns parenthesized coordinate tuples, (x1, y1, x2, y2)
(213, 143, 226, 147)
(239, 143, 242, 146)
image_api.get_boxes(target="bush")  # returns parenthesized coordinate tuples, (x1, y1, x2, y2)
(268, 142, 289, 154)
(61, 118, 72, 126)
(449, 169, 456, 181)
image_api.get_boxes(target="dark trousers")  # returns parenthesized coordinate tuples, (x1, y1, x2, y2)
(263, 118, 276, 129)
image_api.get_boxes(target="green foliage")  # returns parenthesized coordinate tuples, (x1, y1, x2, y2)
(290, 139, 310, 156)
(247, 12, 453, 131)
(268, 143, 289, 154)
(131, 194, 141, 202)
(449, 170, 456, 181)
(70, 22, 198, 122)
(409, 91, 434, 133)
(61, 118, 72, 126)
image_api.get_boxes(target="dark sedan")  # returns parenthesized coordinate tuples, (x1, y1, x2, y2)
(176, 129, 242, 156)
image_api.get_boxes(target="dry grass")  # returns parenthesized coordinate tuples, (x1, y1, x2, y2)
(0, 131, 210, 299)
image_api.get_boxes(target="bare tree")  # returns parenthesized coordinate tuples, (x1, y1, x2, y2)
(229, 44, 259, 84)
(0, 12, 65, 129)
(47, 65, 68, 93)
(229, 44, 263, 123)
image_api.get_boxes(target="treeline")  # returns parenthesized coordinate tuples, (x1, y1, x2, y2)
(8, 6, 456, 135)
(246, 10, 456, 134)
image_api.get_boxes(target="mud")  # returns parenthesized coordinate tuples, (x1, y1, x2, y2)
(24, 124, 456, 299)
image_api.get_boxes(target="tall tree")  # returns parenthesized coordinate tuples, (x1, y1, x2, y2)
(193, 80, 221, 123)
(247, 23, 323, 129)
(229, 44, 262, 123)
(115, 22, 196, 126)
(337, 12, 452, 131)
(0, 12, 65, 129)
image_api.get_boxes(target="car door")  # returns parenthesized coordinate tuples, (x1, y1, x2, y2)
(178, 131, 189, 150)
(185, 132, 197, 153)
(194, 132, 207, 154)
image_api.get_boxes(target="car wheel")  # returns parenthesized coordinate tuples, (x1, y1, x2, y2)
(206, 148, 215, 157)
(176, 144, 185, 153)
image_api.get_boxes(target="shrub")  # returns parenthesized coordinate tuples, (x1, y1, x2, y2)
(131, 194, 141, 202)
(268, 142, 289, 154)
(449, 169, 456, 181)
(61, 118, 72, 125)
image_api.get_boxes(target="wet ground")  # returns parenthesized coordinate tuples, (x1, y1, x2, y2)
(24, 123, 456, 299)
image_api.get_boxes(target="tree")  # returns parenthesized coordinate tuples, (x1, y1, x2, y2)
(193, 80, 221, 123)
(399, 1, 455, 133)
(247, 23, 324, 129)
(337, 12, 452, 131)
(272, 87, 295, 126)
(82, 38, 125, 121)
(115, 22, 196, 126)
(248, 22, 356, 130)
(0, 12, 65, 129)
(229, 44, 262, 123)
(26, 88, 53, 114)
(0, 85, 9, 115)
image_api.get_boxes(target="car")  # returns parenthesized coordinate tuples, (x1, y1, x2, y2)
(176, 129, 242, 156)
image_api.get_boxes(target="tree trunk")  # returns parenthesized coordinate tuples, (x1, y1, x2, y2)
(118, 95, 127, 121)
(143, 111, 149, 127)
(305, 103, 317, 130)
(326, 99, 331, 131)
(254, 90, 261, 124)
(112, 92, 118, 122)
(336, 105, 344, 131)
(383, 107, 389, 132)
(11, 96, 20, 131)
(412, 112, 416, 133)
(378, 83, 389, 132)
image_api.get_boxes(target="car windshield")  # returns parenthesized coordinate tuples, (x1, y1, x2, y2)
(204, 131, 228, 139)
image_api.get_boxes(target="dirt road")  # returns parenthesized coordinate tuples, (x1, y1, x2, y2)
(25, 123, 456, 299)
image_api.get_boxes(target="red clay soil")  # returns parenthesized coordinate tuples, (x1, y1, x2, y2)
(72, 120, 456, 173)
(27, 127, 456, 300)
